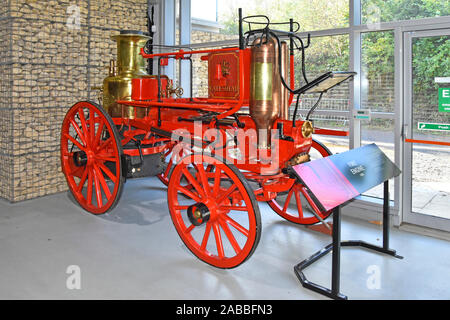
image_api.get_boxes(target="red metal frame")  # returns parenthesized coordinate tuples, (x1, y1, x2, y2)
(63, 46, 349, 211)
(405, 138, 450, 147)
(111, 47, 349, 201)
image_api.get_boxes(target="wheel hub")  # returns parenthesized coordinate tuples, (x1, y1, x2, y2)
(73, 151, 88, 167)
(187, 203, 211, 226)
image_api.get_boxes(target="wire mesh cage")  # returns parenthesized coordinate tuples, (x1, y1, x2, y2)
(1, 0, 149, 202)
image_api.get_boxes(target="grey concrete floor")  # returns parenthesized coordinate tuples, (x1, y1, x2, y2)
(0, 177, 450, 300)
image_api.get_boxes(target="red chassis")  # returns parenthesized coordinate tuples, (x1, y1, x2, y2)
(116, 47, 315, 197)
(60, 45, 349, 268)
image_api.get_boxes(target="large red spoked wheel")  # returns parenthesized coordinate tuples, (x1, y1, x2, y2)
(60, 101, 125, 214)
(268, 139, 333, 225)
(168, 154, 261, 269)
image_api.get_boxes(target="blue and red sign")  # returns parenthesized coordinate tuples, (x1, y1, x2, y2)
(290, 144, 400, 212)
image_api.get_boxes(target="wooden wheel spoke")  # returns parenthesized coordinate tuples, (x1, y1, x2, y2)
(94, 164, 111, 199)
(96, 155, 117, 163)
(185, 224, 195, 234)
(222, 215, 249, 238)
(294, 188, 304, 219)
(65, 133, 85, 151)
(212, 167, 222, 195)
(98, 138, 113, 152)
(218, 219, 241, 255)
(77, 108, 90, 147)
(200, 223, 212, 250)
(182, 168, 206, 199)
(92, 167, 103, 208)
(176, 185, 202, 203)
(86, 168, 93, 206)
(195, 163, 211, 196)
(77, 168, 89, 193)
(283, 187, 295, 213)
(173, 205, 189, 210)
(216, 184, 237, 204)
(300, 186, 325, 219)
(69, 119, 88, 146)
(97, 162, 117, 184)
(93, 119, 105, 149)
(89, 108, 96, 145)
(212, 223, 225, 259)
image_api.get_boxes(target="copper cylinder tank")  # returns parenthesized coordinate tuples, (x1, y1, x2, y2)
(103, 31, 150, 119)
(250, 35, 281, 149)
(280, 41, 290, 120)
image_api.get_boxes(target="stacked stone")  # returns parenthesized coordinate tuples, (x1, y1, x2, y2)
(191, 30, 236, 44)
(0, 1, 13, 200)
(0, 0, 148, 202)
(191, 30, 237, 97)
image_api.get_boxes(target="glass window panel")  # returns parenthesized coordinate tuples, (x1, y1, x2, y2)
(359, 31, 397, 200)
(361, 31, 395, 113)
(361, 0, 450, 25)
(193, 0, 349, 38)
(295, 34, 350, 154)
(361, 119, 395, 200)
(410, 35, 450, 219)
(411, 35, 450, 144)
(191, 0, 217, 21)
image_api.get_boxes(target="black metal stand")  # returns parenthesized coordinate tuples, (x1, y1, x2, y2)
(294, 180, 403, 300)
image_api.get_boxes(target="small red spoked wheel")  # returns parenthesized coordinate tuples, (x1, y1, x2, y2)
(60, 101, 125, 214)
(168, 154, 262, 269)
(268, 139, 333, 225)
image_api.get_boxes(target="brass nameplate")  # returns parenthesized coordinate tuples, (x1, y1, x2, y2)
(252, 62, 273, 101)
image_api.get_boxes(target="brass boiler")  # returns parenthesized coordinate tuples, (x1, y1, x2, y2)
(250, 35, 286, 149)
(103, 30, 150, 119)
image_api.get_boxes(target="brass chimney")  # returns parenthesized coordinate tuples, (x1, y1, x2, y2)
(103, 30, 150, 119)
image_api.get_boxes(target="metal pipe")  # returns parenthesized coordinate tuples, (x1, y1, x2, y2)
(280, 41, 289, 120)
(239, 8, 244, 50)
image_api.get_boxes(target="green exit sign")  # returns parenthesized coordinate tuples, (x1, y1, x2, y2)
(418, 122, 450, 132)
(439, 88, 450, 112)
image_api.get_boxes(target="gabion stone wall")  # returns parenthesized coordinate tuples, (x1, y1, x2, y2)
(191, 30, 236, 98)
(1, 0, 148, 202)
(0, 2, 13, 201)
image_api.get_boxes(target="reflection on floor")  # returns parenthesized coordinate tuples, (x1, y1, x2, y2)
(0, 177, 449, 300)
